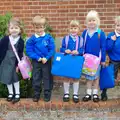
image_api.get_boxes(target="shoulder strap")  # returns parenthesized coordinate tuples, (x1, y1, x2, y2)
(65, 35, 69, 49)
(9, 39, 21, 63)
(65, 35, 79, 50)
(79, 36, 83, 48)
(97, 28, 101, 39)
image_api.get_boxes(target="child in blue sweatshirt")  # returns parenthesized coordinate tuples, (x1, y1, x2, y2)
(82, 10, 106, 102)
(26, 16, 55, 102)
(60, 20, 83, 103)
(101, 16, 120, 101)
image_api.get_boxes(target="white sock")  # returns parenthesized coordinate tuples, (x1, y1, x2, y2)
(13, 81, 20, 98)
(73, 82, 79, 95)
(93, 89, 98, 98)
(64, 82, 70, 97)
(93, 89, 98, 95)
(86, 89, 92, 95)
(7, 84, 13, 97)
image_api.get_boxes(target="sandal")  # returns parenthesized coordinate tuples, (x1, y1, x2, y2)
(82, 94, 91, 102)
(63, 93, 70, 102)
(73, 94, 79, 103)
(93, 94, 100, 102)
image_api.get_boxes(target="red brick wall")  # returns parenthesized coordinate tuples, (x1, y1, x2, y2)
(0, 0, 120, 37)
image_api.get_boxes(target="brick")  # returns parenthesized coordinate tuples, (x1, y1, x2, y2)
(51, 100, 58, 110)
(38, 99, 45, 109)
(44, 101, 51, 110)
(114, 0, 120, 3)
(0, 0, 119, 41)
(95, 0, 106, 4)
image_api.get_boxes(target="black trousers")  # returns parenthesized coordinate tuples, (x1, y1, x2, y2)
(110, 60, 120, 79)
(32, 59, 52, 96)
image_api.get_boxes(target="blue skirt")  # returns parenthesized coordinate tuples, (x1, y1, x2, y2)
(82, 66, 101, 80)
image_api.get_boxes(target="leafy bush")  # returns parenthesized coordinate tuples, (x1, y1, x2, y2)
(0, 12, 12, 39)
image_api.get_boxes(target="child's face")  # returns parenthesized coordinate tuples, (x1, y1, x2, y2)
(69, 26, 79, 36)
(9, 23, 21, 37)
(115, 22, 120, 34)
(34, 24, 45, 36)
(87, 19, 97, 29)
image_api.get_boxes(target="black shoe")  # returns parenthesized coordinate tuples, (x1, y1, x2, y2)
(93, 94, 100, 102)
(33, 95, 40, 102)
(63, 93, 70, 102)
(44, 90, 51, 102)
(82, 94, 91, 102)
(72, 94, 79, 103)
(12, 94, 20, 104)
(6, 94, 14, 102)
(101, 92, 108, 101)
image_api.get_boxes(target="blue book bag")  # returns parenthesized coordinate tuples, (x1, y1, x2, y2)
(99, 64, 115, 90)
(51, 35, 84, 79)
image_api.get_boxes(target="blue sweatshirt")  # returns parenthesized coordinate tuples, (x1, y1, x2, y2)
(26, 34, 55, 61)
(60, 35, 84, 55)
(106, 32, 120, 61)
(82, 29, 106, 62)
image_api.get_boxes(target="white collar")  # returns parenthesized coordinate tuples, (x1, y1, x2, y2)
(115, 30, 120, 37)
(35, 32, 45, 38)
(9, 35, 20, 45)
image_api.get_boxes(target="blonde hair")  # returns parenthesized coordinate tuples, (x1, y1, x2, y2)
(115, 16, 120, 24)
(69, 20, 80, 27)
(8, 18, 24, 35)
(86, 10, 100, 27)
(32, 15, 47, 27)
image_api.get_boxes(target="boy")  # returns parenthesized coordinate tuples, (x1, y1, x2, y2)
(101, 16, 120, 101)
(26, 16, 55, 102)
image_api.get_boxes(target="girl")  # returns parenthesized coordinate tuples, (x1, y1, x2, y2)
(82, 10, 106, 102)
(0, 18, 24, 103)
(60, 20, 83, 103)
(101, 16, 120, 101)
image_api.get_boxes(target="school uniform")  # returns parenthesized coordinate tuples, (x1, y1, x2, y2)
(60, 34, 84, 55)
(106, 31, 120, 79)
(0, 36, 24, 85)
(82, 29, 106, 80)
(60, 34, 83, 103)
(26, 33, 55, 98)
(101, 31, 120, 101)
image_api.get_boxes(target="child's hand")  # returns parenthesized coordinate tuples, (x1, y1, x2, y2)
(111, 35, 116, 41)
(65, 49, 71, 54)
(71, 50, 79, 55)
(42, 57, 47, 64)
(38, 57, 42, 62)
(16, 66, 19, 73)
(101, 62, 106, 67)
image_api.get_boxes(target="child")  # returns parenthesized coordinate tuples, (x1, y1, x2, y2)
(26, 16, 55, 102)
(82, 10, 106, 102)
(101, 16, 120, 101)
(0, 18, 24, 103)
(60, 20, 83, 103)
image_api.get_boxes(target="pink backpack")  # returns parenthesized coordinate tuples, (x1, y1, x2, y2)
(82, 29, 101, 76)
(10, 39, 32, 79)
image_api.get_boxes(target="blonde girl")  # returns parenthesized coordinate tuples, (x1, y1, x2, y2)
(82, 10, 106, 102)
